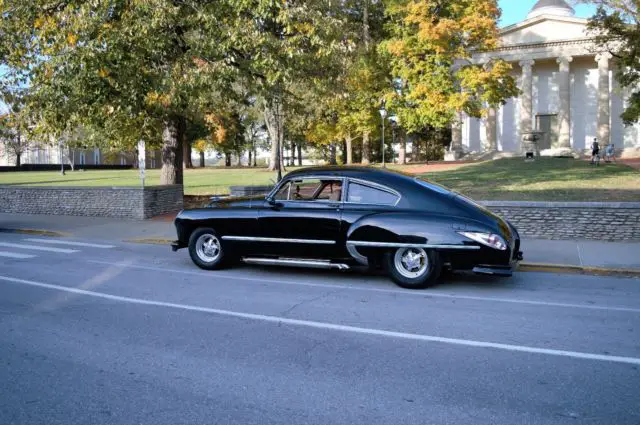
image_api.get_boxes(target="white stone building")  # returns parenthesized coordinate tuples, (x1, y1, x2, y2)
(450, 0, 640, 159)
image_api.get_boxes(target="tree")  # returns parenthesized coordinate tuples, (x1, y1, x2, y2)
(583, 0, 640, 124)
(381, 0, 518, 132)
(0, 111, 29, 167)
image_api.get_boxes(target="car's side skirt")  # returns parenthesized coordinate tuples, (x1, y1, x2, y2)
(346, 241, 480, 250)
(221, 236, 336, 245)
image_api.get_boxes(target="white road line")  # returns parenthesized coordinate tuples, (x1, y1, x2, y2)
(88, 260, 640, 314)
(0, 251, 36, 259)
(23, 238, 115, 249)
(0, 242, 78, 254)
(1, 273, 639, 366)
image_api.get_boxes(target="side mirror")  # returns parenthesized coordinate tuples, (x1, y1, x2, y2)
(267, 196, 276, 205)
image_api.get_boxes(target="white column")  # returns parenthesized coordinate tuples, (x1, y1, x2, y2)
(484, 107, 497, 151)
(518, 60, 535, 150)
(556, 56, 573, 148)
(596, 52, 612, 146)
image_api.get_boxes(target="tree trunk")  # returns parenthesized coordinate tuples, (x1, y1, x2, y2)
(297, 144, 302, 166)
(160, 115, 185, 185)
(253, 149, 257, 167)
(398, 130, 406, 164)
(224, 153, 231, 167)
(199, 151, 205, 167)
(363, 0, 370, 51)
(237, 151, 242, 166)
(264, 101, 284, 172)
(412, 139, 420, 162)
(345, 135, 353, 164)
(290, 143, 296, 166)
(183, 140, 193, 169)
(329, 143, 337, 165)
(361, 131, 370, 164)
(248, 150, 252, 167)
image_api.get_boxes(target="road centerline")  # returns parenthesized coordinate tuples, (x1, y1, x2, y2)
(0, 242, 79, 254)
(2, 273, 640, 366)
(87, 260, 640, 314)
(23, 238, 116, 249)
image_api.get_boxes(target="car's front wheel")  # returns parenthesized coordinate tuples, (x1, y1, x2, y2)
(385, 247, 442, 289)
(188, 228, 230, 270)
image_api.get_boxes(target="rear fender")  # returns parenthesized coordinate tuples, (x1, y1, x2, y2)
(345, 212, 488, 264)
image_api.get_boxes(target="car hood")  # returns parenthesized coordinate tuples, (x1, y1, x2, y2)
(208, 194, 265, 209)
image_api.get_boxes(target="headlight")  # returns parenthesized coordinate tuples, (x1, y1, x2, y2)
(458, 231, 507, 251)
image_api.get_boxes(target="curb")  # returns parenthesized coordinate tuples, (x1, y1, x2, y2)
(125, 238, 174, 246)
(0, 228, 70, 238)
(519, 262, 640, 277)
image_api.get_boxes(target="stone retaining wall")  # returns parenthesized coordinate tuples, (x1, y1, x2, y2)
(481, 201, 640, 241)
(0, 185, 183, 219)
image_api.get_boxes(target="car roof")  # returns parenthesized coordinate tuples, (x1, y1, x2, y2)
(285, 166, 414, 184)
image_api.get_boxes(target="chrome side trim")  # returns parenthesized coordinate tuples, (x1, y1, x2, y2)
(222, 236, 336, 245)
(346, 241, 481, 250)
(243, 257, 349, 270)
(346, 243, 369, 266)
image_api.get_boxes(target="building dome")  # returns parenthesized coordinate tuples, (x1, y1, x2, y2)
(527, 0, 575, 19)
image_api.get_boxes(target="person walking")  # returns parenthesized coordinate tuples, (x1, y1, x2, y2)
(591, 138, 600, 166)
(604, 143, 616, 163)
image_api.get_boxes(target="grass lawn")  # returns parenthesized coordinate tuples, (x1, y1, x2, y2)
(1, 158, 638, 201)
(419, 157, 640, 202)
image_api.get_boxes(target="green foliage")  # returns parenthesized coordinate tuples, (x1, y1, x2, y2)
(381, 0, 519, 131)
(586, 1, 640, 124)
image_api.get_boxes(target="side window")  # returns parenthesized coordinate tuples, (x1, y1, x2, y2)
(347, 182, 399, 205)
(274, 182, 291, 200)
(284, 178, 343, 202)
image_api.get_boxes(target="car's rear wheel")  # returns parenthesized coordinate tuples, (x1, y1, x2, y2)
(188, 228, 230, 270)
(384, 247, 442, 289)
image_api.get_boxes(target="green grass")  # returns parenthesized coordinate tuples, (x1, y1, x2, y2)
(420, 158, 640, 202)
(1, 158, 638, 201)
(0, 167, 285, 196)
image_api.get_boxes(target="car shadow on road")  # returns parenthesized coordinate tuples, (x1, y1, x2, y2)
(229, 263, 507, 291)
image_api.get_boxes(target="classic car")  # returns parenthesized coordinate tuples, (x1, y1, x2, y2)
(171, 167, 523, 289)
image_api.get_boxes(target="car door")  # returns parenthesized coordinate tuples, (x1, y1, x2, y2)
(340, 178, 402, 257)
(258, 177, 344, 258)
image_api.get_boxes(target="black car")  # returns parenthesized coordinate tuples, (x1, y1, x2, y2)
(172, 167, 523, 289)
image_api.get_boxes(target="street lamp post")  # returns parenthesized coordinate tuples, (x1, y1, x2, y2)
(378, 103, 387, 168)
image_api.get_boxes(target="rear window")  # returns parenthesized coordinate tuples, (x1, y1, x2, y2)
(347, 182, 399, 205)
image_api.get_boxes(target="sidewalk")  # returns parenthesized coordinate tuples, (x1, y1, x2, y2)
(1, 212, 639, 272)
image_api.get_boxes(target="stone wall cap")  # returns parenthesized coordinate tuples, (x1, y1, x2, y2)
(480, 200, 640, 209)
(0, 184, 183, 191)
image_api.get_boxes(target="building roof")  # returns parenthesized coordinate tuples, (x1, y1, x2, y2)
(527, 0, 575, 19)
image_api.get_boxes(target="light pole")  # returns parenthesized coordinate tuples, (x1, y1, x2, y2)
(378, 103, 387, 168)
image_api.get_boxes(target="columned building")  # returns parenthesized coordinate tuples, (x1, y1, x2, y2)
(449, 0, 640, 158)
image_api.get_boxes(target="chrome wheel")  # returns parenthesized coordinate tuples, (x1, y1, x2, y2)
(394, 247, 429, 279)
(195, 233, 221, 263)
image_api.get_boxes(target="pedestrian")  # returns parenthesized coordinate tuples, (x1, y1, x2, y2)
(590, 138, 600, 166)
(604, 143, 616, 163)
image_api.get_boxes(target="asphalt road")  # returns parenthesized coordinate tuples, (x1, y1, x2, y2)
(1, 233, 639, 425)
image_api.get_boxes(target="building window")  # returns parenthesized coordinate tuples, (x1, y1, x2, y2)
(94, 149, 100, 165)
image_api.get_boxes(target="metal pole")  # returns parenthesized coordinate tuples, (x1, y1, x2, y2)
(381, 119, 385, 168)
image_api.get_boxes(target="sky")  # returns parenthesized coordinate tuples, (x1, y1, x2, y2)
(499, 0, 597, 27)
